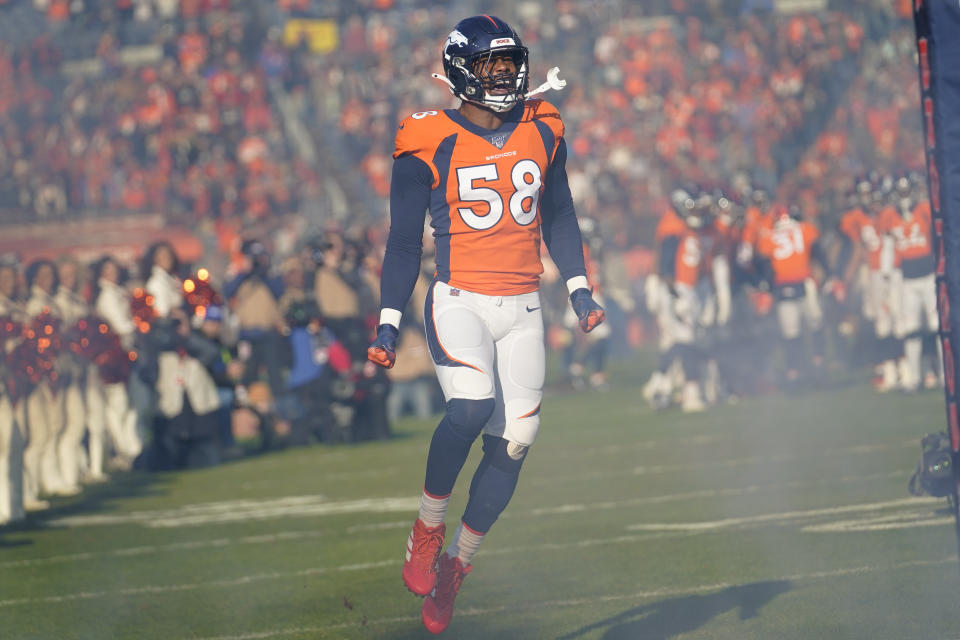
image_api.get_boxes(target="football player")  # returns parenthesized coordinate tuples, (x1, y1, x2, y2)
(887, 174, 939, 391)
(646, 187, 713, 412)
(642, 187, 698, 410)
(755, 203, 828, 386)
(366, 15, 604, 635)
(859, 179, 903, 391)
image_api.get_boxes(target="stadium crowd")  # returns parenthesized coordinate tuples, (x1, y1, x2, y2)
(0, 0, 940, 524)
(0, 232, 419, 525)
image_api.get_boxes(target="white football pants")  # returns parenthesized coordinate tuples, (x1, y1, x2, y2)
(425, 281, 544, 447)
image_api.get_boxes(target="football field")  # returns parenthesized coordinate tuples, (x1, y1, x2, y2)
(3, 354, 960, 639)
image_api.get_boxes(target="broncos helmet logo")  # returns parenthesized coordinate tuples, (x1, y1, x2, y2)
(445, 29, 469, 49)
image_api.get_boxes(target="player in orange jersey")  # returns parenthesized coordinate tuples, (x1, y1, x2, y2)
(841, 178, 900, 390)
(644, 187, 719, 412)
(887, 175, 939, 391)
(756, 203, 829, 386)
(642, 188, 693, 410)
(365, 16, 604, 634)
(868, 182, 904, 390)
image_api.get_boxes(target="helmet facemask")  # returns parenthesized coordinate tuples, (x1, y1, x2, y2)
(447, 46, 529, 112)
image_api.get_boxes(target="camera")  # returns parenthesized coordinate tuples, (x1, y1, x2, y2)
(908, 432, 954, 498)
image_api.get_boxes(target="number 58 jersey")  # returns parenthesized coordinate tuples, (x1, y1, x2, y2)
(394, 99, 566, 296)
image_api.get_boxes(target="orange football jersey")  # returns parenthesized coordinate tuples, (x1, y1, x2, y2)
(841, 208, 885, 271)
(741, 206, 774, 257)
(655, 208, 687, 242)
(887, 200, 934, 276)
(393, 99, 565, 296)
(672, 229, 704, 288)
(757, 218, 820, 285)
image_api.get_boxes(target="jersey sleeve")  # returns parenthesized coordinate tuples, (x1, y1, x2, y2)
(878, 206, 899, 233)
(393, 114, 442, 188)
(540, 138, 587, 285)
(656, 211, 686, 241)
(839, 211, 860, 240)
(379, 153, 432, 318)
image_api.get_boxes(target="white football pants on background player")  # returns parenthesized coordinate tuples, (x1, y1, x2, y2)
(897, 272, 940, 391)
(425, 281, 544, 447)
(776, 279, 823, 340)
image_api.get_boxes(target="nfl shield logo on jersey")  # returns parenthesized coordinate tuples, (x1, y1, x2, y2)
(488, 134, 508, 149)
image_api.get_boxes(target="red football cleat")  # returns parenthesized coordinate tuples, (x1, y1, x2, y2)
(403, 519, 445, 596)
(421, 553, 472, 634)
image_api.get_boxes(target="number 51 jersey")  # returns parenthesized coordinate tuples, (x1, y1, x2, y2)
(393, 99, 565, 296)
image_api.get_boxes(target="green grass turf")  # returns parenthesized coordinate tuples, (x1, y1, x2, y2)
(2, 353, 960, 639)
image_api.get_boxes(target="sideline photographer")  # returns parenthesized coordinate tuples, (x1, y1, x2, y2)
(140, 307, 224, 470)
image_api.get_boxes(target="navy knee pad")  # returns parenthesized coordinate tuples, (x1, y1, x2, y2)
(444, 397, 495, 442)
(463, 436, 529, 533)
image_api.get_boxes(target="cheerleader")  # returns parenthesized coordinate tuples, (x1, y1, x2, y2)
(24, 259, 74, 501)
(54, 256, 90, 493)
(0, 261, 27, 522)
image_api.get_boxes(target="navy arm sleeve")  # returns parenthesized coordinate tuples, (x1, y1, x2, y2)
(811, 239, 831, 278)
(380, 154, 431, 313)
(834, 234, 853, 276)
(658, 236, 680, 279)
(540, 139, 587, 284)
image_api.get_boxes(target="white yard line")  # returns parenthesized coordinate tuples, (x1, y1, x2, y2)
(0, 530, 330, 569)
(1, 520, 951, 613)
(0, 560, 397, 608)
(46, 496, 421, 529)
(44, 467, 911, 531)
(186, 555, 957, 640)
(532, 440, 915, 485)
(802, 511, 953, 533)
(625, 497, 943, 532)
(527, 470, 908, 516)
(5, 471, 921, 570)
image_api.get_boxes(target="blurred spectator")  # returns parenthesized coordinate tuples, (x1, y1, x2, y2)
(385, 323, 435, 423)
(52, 255, 89, 492)
(223, 238, 287, 401)
(89, 255, 142, 473)
(22, 259, 66, 506)
(143, 241, 184, 319)
(141, 304, 223, 470)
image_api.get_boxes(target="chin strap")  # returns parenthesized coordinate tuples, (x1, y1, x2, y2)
(526, 67, 566, 98)
(431, 73, 457, 92)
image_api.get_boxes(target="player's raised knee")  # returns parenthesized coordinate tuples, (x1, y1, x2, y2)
(444, 397, 495, 441)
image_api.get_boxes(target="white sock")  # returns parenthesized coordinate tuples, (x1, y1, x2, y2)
(418, 490, 450, 528)
(446, 521, 485, 565)
(904, 337, 922, 390)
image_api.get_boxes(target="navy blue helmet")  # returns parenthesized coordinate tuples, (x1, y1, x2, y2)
(441, 15, 529, 112)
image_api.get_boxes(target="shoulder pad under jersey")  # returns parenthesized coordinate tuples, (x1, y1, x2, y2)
(524, 98, 565, 141)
